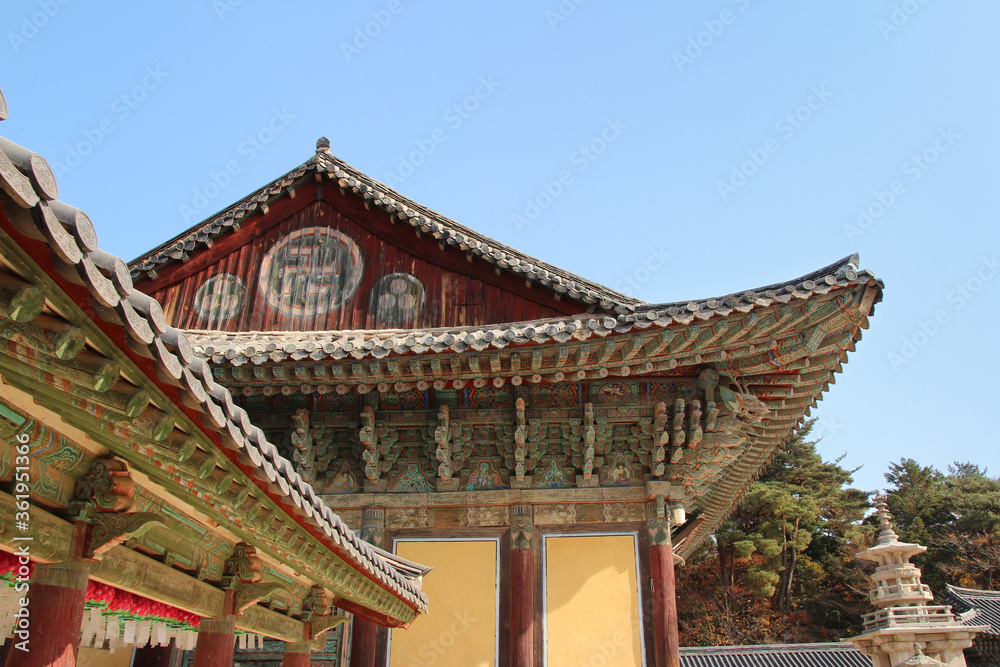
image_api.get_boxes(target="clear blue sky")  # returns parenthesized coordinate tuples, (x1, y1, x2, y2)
(4, 1, 998, 492)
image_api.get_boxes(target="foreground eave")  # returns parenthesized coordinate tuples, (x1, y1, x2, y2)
(0, 123, 428, 624)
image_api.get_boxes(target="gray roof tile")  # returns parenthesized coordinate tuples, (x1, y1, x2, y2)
(947, 585, 1000, 636)
(679, 643, 872, 667)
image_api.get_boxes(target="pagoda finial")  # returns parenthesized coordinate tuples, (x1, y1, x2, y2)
(316, 137, 331, 154)
(873, 495, 900, 544)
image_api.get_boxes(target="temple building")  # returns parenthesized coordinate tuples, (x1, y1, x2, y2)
(1, 79, 891, 667)
(126, 135, 883, 667)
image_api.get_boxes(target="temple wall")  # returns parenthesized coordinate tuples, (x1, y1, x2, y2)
(543, 534, 644, 667)
(389, 539, 499, 666)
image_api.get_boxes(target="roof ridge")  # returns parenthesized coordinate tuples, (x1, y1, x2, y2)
(129, 154, 319, 268)
(679, 642, 861, 653)
(126, 141, 644, 312)
(948, 584, 1000, 597)
(316, 152, 640, 310)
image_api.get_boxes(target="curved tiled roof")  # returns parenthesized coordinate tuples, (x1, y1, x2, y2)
(0, 95, 427, 618)
(679, 643, 872, 667)
(185, 254, 876, 364)
(122, 138, 883, 565)
(947, 585, 1000, 636)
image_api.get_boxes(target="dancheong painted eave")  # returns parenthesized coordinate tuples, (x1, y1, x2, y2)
(0, 91, 428, 628)
(184, 261, 881, 560)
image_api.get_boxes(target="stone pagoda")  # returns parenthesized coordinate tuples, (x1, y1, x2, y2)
(847, 500, 987, 666)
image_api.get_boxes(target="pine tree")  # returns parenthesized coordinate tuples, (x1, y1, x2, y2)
(706, 420, 871, 637)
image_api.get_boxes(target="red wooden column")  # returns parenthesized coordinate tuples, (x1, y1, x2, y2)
(647, 497, 680, 667)
(282, 640, 312, 667)
(350, 507, 385, 667)
(191, 590, 236, 667)
(509, 504, 535, 667)
(349, 619, 379, 667)
(4, 557, 91, 667)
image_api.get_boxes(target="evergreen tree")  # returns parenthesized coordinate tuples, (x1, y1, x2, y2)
(882, 460, 1000, 591)
(702, 420, 871, 639)
(882, 459, 949, 545)
(679, 448, 998, 646)
(934, 463, 1000, 590)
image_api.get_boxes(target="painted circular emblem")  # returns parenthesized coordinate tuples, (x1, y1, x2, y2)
(597, 381, 633, 403)
(258, 227, 363, 317)
(369, 273, 425, 328)
(194, 274, 245, 325)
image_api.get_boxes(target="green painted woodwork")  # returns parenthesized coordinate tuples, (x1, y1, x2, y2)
(0, 228, 419, 626)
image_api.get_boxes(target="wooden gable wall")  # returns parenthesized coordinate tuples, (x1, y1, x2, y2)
(138, 179, 592, 331)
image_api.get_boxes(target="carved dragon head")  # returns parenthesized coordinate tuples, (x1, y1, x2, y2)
(718, 384, 768, 424)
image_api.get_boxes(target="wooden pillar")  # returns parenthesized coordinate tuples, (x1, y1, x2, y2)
(509, 504, 535, 667)
(4, 557, 91, 667)
(349, 618, 379, 667)
(132, 644, 181, 667)
(350, 507, 384, 667)
(647, 497, 680, 667)
(191, 590, 236, 667)
(282, 641, 312, 667)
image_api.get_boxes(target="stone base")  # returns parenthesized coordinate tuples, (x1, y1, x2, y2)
(363, 480, 388, 493)
(509, 476, 534, 489)
(848, 626, 987, 667)
(436, 478, 460, 492)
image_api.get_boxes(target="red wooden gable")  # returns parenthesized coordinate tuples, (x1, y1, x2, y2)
(137, 179, 592, 331)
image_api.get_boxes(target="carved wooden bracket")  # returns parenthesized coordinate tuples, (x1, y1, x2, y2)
(74, 457, 134, 512)
(224, 542, 263, 583)
(510, 504, 534, 551)
(309, 614, 350, 650)
(310, 614, 350, 634)
(360, 508, 385, 549)
(646, 495, 671, 547)
(433, 404, 451, 481)
(301, 585, 332, 618)
(85, 512, 163, 559)
(231, 582, 287, 614)
(291, 407, 315, 485)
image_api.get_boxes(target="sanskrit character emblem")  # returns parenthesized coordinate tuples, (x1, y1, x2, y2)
(369, 273, 425, 328)
(259, 227, 363, 317)
(194, 274, 245, 325)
